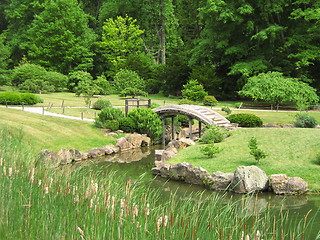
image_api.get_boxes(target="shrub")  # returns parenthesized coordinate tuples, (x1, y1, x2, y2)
(221, 106, 232, 115)
(203, 95, 218, 106)
(178, 99, 196, 105)
(248, 137, 267, 164)
(95, 107, 124, 128)
(103, 120, 119, 131)
(227, 113, 263, 127)
(94, 75, 111, 95)
(151, 103, 160, 109)
(294, 114, 318, 128)
(128, 108, 162, 142)
(200, 144, 223, 158)
(181, 79, 208, 102)
(92, 99, 112, 110)
(199, 126, 231, 144)
(119, 117, 136, 133)
(0, 91, 42, 105)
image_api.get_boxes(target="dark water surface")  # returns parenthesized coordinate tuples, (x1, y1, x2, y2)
(75, 146, 320, 239)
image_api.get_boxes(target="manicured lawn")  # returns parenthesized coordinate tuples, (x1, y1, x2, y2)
(169, 128, 320, 191)
(0, 107, 116, 152)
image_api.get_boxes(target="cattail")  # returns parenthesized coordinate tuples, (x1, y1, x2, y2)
(44, 186, 49, 194)
(120, 198, 125, 209)
(133, 203, 139, 218)
(77, 226, 85, 240)
(136, 221, 140, 229)
(245, 235, 250, 240)
(163, 215, 169, 227)
(0, 157, 3, 166)
(240, 231, 245, 240)
(49, 177, 53, 188)
(145, 203, 150, 216)
(8, 167, 12, 177)
(92, 182, 98, 194)
(254, 230, 261, 240)
(156, 217, 163, 232)
(90, 198, 94, 208)
(111, 196, 115, 212)
(74, 194, 80, 203)
(30, 168, 35, 183)
(105, 194, 110, 208)
(3, 166, 6, 176)
(72, 186, 78, 195)
(38, 179, 42, 187)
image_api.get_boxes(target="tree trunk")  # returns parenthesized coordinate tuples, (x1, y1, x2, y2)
(160, 0, 166, 64)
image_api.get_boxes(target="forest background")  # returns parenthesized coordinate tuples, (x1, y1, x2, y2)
(0, 0, 319, 99)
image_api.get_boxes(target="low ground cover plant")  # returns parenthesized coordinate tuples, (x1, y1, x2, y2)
(227, 113, 263, 127)
(0, 91, 42, 105)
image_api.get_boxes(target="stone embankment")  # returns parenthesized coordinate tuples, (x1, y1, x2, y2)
(39, 133, 151, 168)
(152, 140, 308, 195)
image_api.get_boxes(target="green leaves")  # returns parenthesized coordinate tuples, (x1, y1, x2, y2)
(248, 137, 267, 164)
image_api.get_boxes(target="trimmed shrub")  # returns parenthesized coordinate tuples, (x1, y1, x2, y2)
(119, 117, 136, 133)
(92, 99, 112, 110)
(203, 95, 218, 106)
(128, 108, 162, 142)
(227, 113, 263, 127)
(181, 79, 208, 102)
(294, 114, 318, 128)
(178, 99, 196, 105)
(0, 91, 42, 105)
(103, 120, 119, 131)
(95, 107, 124, 129)
(199, 126, 231, 144)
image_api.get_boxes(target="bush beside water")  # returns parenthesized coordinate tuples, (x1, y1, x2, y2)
(0, 127, 318, 239)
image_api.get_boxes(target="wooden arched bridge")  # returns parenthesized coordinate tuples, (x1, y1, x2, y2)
(153, 104, 232, 144)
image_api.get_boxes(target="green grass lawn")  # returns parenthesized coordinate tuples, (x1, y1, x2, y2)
(0, 107, 116, 153)
(169, 128, 320, 191)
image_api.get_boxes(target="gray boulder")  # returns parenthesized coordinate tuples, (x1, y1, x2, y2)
(269, 174, 308, 195)
(208, 171, 234, 191)
(230, 166, 269, 194)
(38, 149, 60, 168)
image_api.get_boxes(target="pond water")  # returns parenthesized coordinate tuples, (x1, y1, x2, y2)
(75, 146, 320, 239)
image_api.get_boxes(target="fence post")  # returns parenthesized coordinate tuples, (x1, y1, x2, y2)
(42, 106, 45, 115)
(81, 112, 84, 120)
(5, 100, 7, 108)
(61, 100, 64, 108)
(148, 99, 151, 108)
(22, 102, 24, 110)
(62, 107, 65, 114)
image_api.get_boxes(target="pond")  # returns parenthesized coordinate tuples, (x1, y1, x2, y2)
(74, 146, 320, 239)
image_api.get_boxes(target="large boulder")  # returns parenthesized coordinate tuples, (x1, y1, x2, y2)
(116, 134, 151, 151)
(230, 166, 269, 194)
(178, 138, 195, 149)
(184, 166, 211, 186)
(269, 174, 308, 195)
(168, 162, 193, 181)
(208, 171, 234, 191)
(116, 137, 132, 151)
(38, 149, 60, 168)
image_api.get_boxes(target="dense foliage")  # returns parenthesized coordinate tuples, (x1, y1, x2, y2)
(227, 113, 263, 127)
(95, 107, 124, 129)
(0, 91, 42, 105)
(294, 114, 318, 128)
(0, 0, 319, 101)
(199, 126, 231, 144)
(127, 108, 162, 142)
(92, 99, 112, 110)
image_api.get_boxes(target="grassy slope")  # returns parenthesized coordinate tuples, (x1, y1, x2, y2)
(0, 108, 116, 153)
(169, 128, 320, 191)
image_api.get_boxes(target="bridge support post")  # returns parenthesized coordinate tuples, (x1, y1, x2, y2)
(199, 121, 202, 138)
(188, 116, 193, 140)
(171, 116, 175, 140)
(162, 118, 166, 146)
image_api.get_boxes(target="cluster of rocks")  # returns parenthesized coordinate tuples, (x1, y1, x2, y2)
(152, 163, 308, 195)
(39, 133, 151, 168)
(152, 139, 308, 195)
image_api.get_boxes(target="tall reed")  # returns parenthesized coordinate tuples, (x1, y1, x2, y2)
(0, 127, 318, 239)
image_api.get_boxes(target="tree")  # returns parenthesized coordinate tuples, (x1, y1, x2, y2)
(68, 71, 93, 92)
(25, 0, 96, 74)
(97, 15, 144, 76)
(113, 69, 146, 93)
(239, 72, 319, 110)
(0, 34, 10, 70)
(181, 79, 208, 102)
(248, 137, 267, 164)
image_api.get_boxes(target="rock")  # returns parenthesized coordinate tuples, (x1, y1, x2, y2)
(108, 132, 118, 138)
(270, 174, 308, 195)
(230, 166, 269, 194)
(116, 137, 132, 151)
(262, 123, 281, 128)
(103, 145, 116, 155)
(58, 148, 73, 165)
(38, 149, 60, 168)
(168, 162, 193, 181)
(69, 148, 82, 162)
(155, 150, 165, 162)
(281, 124, 294, 128)
(184, 166, 211, 186)
(208, 171, 234, 191)
(178, 138, 195, 149)
(161, 147, 177, 162)
(125, 133, 151, 148)
(166, 140, 180, 150)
